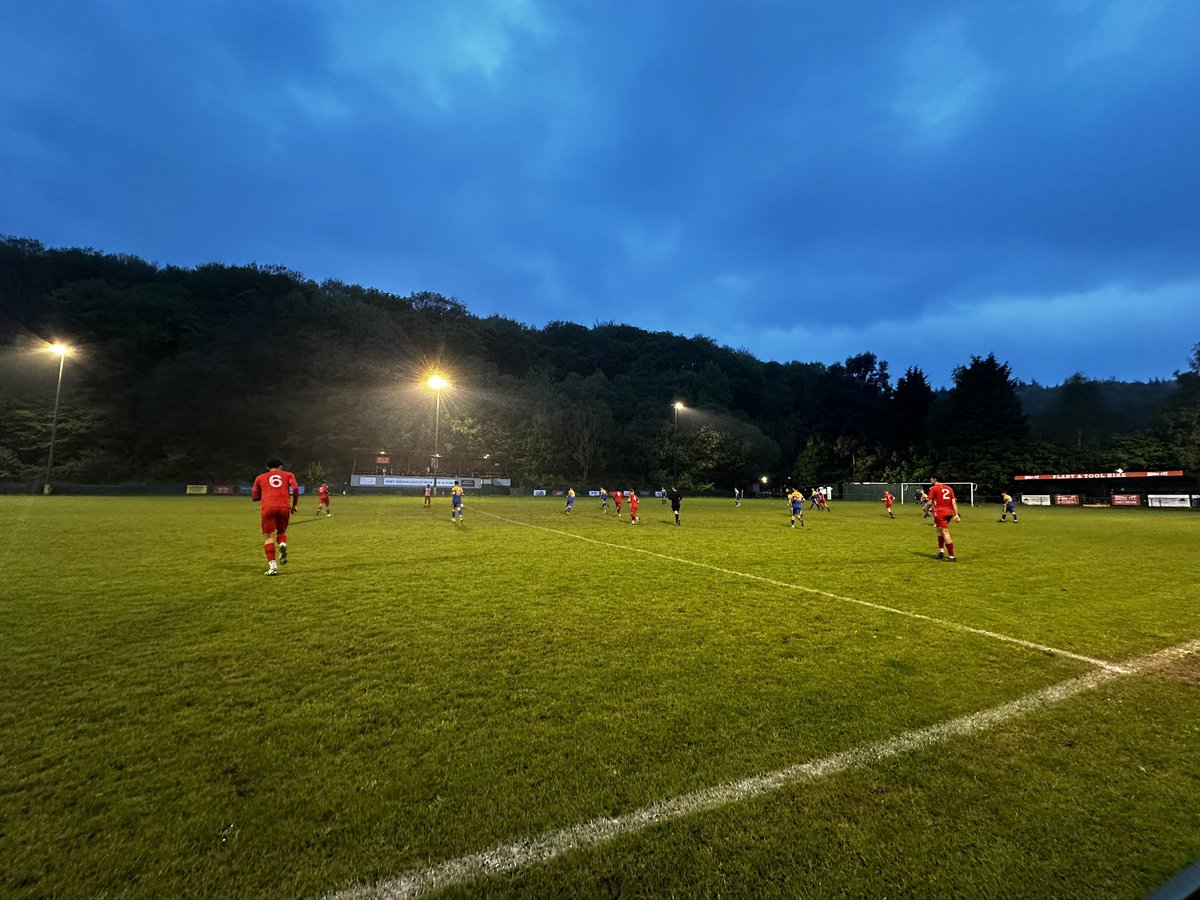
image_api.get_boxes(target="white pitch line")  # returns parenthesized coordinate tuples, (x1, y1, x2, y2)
(475, 511, 1129, 673)
(325, 638, 1200, 900)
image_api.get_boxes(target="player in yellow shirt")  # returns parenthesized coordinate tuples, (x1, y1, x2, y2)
(1000, 491, 1018, 523)
(564, 487, 576, 515)
(787, 487, 805, 528)
(451, 480, 464, 523)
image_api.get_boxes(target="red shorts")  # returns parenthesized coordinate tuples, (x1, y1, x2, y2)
(261, 509, 291, 535)
(934, 511, 954, 529)
(318, 496, 330, 506)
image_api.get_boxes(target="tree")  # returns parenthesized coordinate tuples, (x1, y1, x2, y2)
(1162, 343, 1200, 470)
(560, 372, 613, 484)
(935, 354, 1030, 492)
(1038, 373, 1110, 449)
(890, 366, 935, 453)
(0, 234, 1188, 489)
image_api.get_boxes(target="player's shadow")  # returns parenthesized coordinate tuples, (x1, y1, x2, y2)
(908, 550, 958, 561)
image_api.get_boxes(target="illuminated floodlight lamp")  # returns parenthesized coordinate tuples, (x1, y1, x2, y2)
(426, 374, 451, 494)
(44, 342, 71, 494)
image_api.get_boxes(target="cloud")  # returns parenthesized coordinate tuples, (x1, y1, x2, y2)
(891, 16, 993, 141)
(732, 278, 1200, 386)
(2, 1, 1198, 391)
(1064, 0, 1169, 67)
(324, 0, 556, 111)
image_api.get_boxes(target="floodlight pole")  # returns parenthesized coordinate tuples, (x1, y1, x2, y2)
(428, 374, 449, 497)
(44, 346, 67, 494)
(672, 401, 684, 483)
(673, 404, 678, 482)
(433, 386, 441, 496)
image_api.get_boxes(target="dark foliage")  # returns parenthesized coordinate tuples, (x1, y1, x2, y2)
(0, 236, 1192, 492)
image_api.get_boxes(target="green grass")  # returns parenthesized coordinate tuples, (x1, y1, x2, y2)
(3, 494, 1200, 898)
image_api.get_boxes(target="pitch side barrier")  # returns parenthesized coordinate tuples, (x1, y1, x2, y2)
(348, 474, 512, 496)
(2, 482, 251, 496)
(1019, 492, 1200, 508)
(1014, 469, 1199, 508)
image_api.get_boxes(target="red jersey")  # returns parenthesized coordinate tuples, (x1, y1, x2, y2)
(629, 492, 639, 511)
(253, 469, 299, 510)
(318, 484, 330, 501)
(929, 482, 956, 515)
(883, 492, 894, 506)
(613, 490, 624, 507)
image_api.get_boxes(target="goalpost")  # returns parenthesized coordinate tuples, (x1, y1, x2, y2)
(901, 482, 978, 507)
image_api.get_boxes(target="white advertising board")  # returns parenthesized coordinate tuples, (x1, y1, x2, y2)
(1148, 494, 1191, 508)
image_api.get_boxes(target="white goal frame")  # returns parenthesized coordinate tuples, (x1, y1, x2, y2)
(901, 482, 978, 507)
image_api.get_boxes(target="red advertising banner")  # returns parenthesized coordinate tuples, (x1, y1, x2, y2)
(1053, 494, 1081, 505)
(1016, 470, 1183, 480)
(213, 484, 235, 495)
(1111, 494, 1142, 506)
(375, 455, 391, 465)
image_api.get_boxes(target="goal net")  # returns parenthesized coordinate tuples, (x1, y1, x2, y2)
(901, 482, 977, 507)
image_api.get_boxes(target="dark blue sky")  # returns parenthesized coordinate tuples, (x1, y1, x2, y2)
(3, 1, 1198, 386)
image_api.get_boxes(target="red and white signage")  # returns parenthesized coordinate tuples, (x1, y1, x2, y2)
(1053, 494, 1081, 505)
(1016, 470, 1183, 480)
(1111, 494, 1142, 506)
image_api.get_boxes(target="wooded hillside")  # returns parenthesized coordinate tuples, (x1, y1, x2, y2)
(2, 237, 1194, 492)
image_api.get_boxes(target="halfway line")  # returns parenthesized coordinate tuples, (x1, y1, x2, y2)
(324, 638, 1200, 900)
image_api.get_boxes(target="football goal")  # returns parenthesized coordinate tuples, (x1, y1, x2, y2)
(901, 482, 978, 507)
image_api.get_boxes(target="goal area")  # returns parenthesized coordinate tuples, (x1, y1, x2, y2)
(902, 482, 978, 507)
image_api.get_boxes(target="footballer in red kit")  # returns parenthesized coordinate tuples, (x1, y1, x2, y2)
(928, 477, 960, 561)
(316, 481, 331, 517)
(252, 458, 299, 575)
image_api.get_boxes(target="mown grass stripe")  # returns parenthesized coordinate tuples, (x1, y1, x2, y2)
(478, 511, 1129, 673)
(325, 638, 1200, 900)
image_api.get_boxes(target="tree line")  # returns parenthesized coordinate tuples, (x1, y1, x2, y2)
(1, 236, 1196, 493)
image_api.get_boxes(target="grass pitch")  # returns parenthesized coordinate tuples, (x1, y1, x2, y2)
(3, 493, 1200, 898)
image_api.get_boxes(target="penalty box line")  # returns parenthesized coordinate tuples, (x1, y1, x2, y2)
(476, 511, 1128, 674)
(325, 637, 1200, 900)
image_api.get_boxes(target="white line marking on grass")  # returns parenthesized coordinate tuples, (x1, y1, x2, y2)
(476, 511, 1129, 673)
(325, 638, 1200, 900)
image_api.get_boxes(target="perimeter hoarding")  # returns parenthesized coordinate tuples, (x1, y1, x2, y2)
(1015, 470, 1184, 481)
